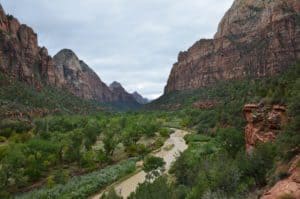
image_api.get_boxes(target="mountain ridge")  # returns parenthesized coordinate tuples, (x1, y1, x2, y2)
(0, 4, 144, 108)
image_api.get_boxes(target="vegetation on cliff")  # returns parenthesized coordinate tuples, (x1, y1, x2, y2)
(127, 63, 300, 199)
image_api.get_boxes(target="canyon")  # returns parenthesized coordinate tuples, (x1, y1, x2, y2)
(0, 4, 144, 106)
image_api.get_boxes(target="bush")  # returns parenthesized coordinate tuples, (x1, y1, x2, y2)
(126, 144, 149, 157)
(0, 136, 7, 143)
(184, 134, 211, 143)
(237, 143, 277, 186)
(16, 159, 137, 199)
(216, 128, 244, 157)
(158, 128, 171, 137)
(101, 188, 122, 199)
(128, 176, 173, 199)
(0, 120, 32, 138)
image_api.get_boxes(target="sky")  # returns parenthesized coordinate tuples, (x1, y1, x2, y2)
(1, 0, 234, 99)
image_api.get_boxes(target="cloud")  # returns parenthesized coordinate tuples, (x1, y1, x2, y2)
(1, 0, 234, 99)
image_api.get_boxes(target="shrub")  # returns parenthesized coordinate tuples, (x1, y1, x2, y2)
(101, 188, 122, 199)
(16, 159, 137, 199)
(158, 128, 171, 137)
(238, 143, 277, 186)
(126, 144, 149, 157)
(128, 176, 173, 199)
(0, 136, 7, 143)
(184, 134, 211, 143)
(216, 128, 244, 158)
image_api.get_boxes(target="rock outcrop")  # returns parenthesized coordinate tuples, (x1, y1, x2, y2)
(192, 100, 218, 110)
(53, 49, 114, 102)
(165, 0, 300, 93)
(243, 103, 287, 154)
(0, 4, 144, 106)
(132, 91, 149, 104)
(0, 4, 63, 89)
(262, 155, 300, 199)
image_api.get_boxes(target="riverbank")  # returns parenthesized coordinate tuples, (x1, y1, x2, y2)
(91, 129, 189, 199)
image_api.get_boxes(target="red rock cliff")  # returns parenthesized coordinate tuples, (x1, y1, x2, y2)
(0, 4, 141, 104)
(0, 4, 64, 89)
(243, 103, 287, 154)
(165, 0, 300, 93)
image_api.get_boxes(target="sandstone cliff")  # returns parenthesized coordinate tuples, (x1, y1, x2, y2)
(243, 103, 300, 198)
(262, 155, 300, 199)
(0, 4, 143, 105)
(53, 49, 114, 102)
(0, 4, 64, 89)
(165, 0, 300, 93)
(243, 103, 287, 154)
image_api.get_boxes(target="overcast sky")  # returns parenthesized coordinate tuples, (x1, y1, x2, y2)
(1, 0, 234, 99)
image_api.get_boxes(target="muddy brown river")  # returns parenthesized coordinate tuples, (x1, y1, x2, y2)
(91, 129, 189, 199)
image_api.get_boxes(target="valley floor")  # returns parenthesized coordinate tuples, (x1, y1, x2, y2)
(91, 129, 189, 199)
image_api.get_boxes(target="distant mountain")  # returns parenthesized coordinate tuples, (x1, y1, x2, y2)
(0, 4, 143, 110)
(132, 91, 149, 104)
(109, 81, 138, 103)
(53, 49, 115, 102)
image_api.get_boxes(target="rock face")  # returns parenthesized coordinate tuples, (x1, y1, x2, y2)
(109, 81, 138, 103)
(165, 0, 300, 93)
(53, 49, 114, 102)
(0, 4, 143, 105)
(132, 91, 149, 104)
(0, 4, 64, 89)
(262, 155, 300, 199)
(192, 100, 218, 110)
(243, 103, 287, 154)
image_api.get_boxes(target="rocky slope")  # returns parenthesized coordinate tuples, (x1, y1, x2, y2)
(165, 0, 300, 93)
(0, 4, 63, 90)
(0, 4, 144, 106)
(262, 155, 300, 199)
(131, 91, 149, 104)
(243, 102, 300, 198)
(53, 49, 114, 102)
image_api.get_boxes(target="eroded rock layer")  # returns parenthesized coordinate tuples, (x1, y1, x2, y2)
(0, 5, 64, 89)
(243, 103, 287, 153)
(0, 4, 145, 104)
(165, 0, 300, 93)
(53, 49, 114, 102)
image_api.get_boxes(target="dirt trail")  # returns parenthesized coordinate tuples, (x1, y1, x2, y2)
(91, 129, 189, 199)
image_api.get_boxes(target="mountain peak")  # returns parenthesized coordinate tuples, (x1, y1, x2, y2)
(164, 0, 300, 93)
(54, 49, 79, 60)
(109, 81, 123, 89)
(132, 91, 149, 104)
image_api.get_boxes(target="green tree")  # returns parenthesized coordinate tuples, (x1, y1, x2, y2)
(143, 156, 165, 181)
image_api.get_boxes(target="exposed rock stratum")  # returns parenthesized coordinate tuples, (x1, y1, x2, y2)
(165, 0, 300, 93)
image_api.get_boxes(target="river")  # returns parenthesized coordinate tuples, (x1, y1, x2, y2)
(91, 129, 189, 199)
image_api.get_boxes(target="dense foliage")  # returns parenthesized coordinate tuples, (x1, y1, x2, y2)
(0, 73, 102, 116)
(1, 63, 299, 199)
(16, 159, 136, 199)
(0, 111, 173, 198)
(129, 64, 300, 199)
